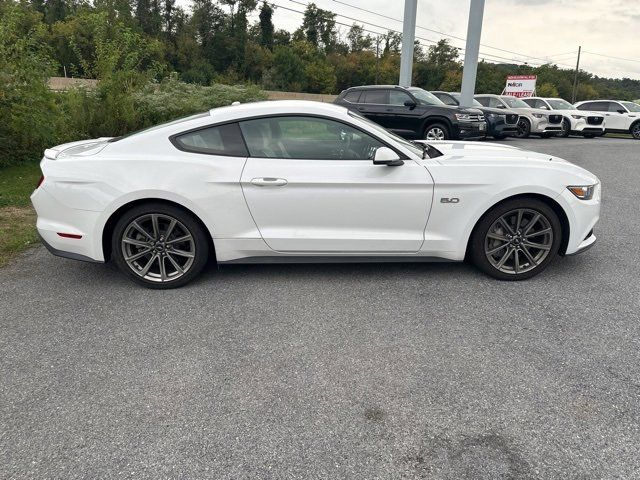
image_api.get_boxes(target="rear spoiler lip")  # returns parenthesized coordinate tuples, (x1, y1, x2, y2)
(43, 137, 113, 160)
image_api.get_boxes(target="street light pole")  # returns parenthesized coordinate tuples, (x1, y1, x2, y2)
(571, 46, 582, 103)
(399, 0, 418, 86)
(459, 0, 486, 108)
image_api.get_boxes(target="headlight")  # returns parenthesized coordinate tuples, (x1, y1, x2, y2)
(532, 113, 544, 119)
(455, 113, 472, 121)
(567, 185, 595, 200)
(571, 114, 586, 119)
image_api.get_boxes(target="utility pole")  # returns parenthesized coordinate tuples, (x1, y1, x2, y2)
(571, 46, 582, 103)
(399, 0, 417, 86)
(459, 0, 486, 107)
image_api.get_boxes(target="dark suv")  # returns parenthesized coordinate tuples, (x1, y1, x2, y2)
(431, 91, 519, 140)
(334, 85, 486, 140)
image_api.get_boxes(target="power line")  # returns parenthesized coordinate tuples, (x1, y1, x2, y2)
(327, 0, 564, 64)
(269, 1, 570, 68)
(582, 51, 640, 64)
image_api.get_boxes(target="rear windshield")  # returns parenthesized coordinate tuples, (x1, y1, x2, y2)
(109, 112, 210, 142)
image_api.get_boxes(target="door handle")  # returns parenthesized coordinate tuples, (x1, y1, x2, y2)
(251, 177, 287, 187)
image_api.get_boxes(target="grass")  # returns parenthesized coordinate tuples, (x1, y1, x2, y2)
(0, 163, 41, 266)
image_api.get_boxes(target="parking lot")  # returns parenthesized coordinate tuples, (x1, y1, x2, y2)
(1, 136, 639, 479)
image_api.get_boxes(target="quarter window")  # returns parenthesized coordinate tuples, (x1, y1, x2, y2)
(343, 90, 362, 103)
(239, 116, 385, 160)
(173, 123, 248, 156)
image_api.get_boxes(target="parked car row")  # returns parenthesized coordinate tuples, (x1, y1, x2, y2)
(334, 85, 640, 140)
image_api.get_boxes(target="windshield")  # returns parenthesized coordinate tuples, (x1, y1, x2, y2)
(409, 89, 446, 106)
(546, 99, 574, 110)
(501, 96, 530, 108)
(450, 93, 483, 107)
(621, 101, 640, 112)
(348, 111, 425, 157)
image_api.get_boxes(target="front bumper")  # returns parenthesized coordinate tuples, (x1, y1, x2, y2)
(487, 117, 518, 137)
(455, 121, 487, 140)
(570, 117, 605, 136)
(559, 184, 601, 256)
(530, 116, 562, 134)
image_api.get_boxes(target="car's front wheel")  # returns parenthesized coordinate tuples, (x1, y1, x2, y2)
(469, 199, 562, 280)
(631, 122, 640, 140)
(557, 118, 571, 138)
(515, 118, 531, 138)
(424, 123, 450, 140)
(112, 203, 209, 289)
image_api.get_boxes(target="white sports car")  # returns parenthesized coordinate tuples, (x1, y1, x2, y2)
(32, 101, 601, 288)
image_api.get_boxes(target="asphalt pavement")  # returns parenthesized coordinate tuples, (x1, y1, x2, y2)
(1, 136, 639, 479)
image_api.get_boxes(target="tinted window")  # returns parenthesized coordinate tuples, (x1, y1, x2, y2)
(361, 90, 388, 104)
(535, 99, 549, 109)
(609, 102, 626, 113)
(584, 101, 610, 112)
(174, 123, 247, 156)
(239, 116, 385, 160)
(389, 90, 413, 106)
(434, 93, 458, 106)
(475, 97, 490, 107)
(577, 102, 595, 110)
(521, 98, 535, 107)
(343, 91, 361, 103)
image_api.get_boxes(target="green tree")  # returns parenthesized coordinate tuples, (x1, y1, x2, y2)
(347, 24, 372, 53)
(258, 1, 273, 50)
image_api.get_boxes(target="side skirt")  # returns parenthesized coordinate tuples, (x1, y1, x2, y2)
(219, 255, 453, 265)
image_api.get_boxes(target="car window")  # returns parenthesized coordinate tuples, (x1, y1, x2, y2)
(389, 90, 413, 106)
(521, 98, 535, 107)
(474, 97, 489, 107)
(621, 101, 640, 112)
(173, 122, 248, 156)
(239, 116, 385, 160)
(361, 90, 388, 104)
(535, 99, 549, 109)
(488, 97, 503, 108)
(609, 102, 626, 113)
(343, 91, 362, 103)
(434, 93, 457, 106)
(584, 102, 609, 112)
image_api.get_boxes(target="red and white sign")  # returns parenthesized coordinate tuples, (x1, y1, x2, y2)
(503, 75, 537, 98)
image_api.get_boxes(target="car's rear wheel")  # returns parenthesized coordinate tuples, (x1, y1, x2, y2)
(631, 122, 640, 140)
(425, 123, 450, 140)
(469, 198, 562, 280)
(557, 118, 570, 137)
(112, 203, 209, 289)
(515, 118, 531, 138)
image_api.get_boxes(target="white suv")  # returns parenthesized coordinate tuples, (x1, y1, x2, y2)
(574, 100, 640, 139)
(522, 97, 605, 138)
(475, 94, 563, 138)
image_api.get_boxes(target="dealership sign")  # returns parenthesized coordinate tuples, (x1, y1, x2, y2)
(502, 75, 537, 98)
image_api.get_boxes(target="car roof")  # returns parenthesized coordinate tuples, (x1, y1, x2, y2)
(208, 100, 350, 122)
(345, 85, 409, 91)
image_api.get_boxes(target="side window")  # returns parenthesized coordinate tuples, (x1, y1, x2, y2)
(389, 90, 413, 106)
(590, 102, 610, 112)
(475, 97, 490, 107)
(361, 90, 388, 104)
(609, 102, 626, 113)
(343, 91, 362, 103)
(239, 116, 386, 160)
(488, 97, 503, 108)
(577, 102, 594, 110)
(521, 98, 535, 107)
(436, 93, 457, 106)
(535, 99, 549, 109)
(173, 123, 247, 156)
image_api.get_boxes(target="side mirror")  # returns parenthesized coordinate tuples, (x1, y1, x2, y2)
(496, 104, 506, 109)
(404, 99, 417, 109)
(617, 109, 627, 114)
(539, 105, 548, 110)
(373, 147, 404, 166)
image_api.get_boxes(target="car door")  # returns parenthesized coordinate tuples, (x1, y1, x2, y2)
(385, 90, 423, 138)
(605, 102, 630, 130)
(238, 115, 433, 253)
(352, 89, 393, 128)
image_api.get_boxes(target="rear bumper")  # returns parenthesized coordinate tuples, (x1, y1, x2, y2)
(39, 233, 102, 263)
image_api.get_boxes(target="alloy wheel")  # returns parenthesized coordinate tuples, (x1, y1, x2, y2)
(516, 119, 530, 138)
(484, 208, 553, 275)
(121, 213, 196, 283)
(426, 127, 445, 140)
(632, 123, 640, 139)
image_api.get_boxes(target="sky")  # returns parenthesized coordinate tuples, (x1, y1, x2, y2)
(238, 0, 640, 81)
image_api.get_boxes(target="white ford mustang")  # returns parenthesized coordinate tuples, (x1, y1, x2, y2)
(31, 101, 600, 288)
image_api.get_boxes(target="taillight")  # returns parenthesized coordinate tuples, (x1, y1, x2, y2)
(36, 175, 44, 189)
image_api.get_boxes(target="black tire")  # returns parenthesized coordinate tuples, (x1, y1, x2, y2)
(514, 118, 531, 138)
(469, 198, 562, 281)
(112, 202, 210, 289)
(493, 134, 508, 140)
(631, 122, 640, 140)
(557, 118, 571, 138)
(424, 122, 450, 140)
